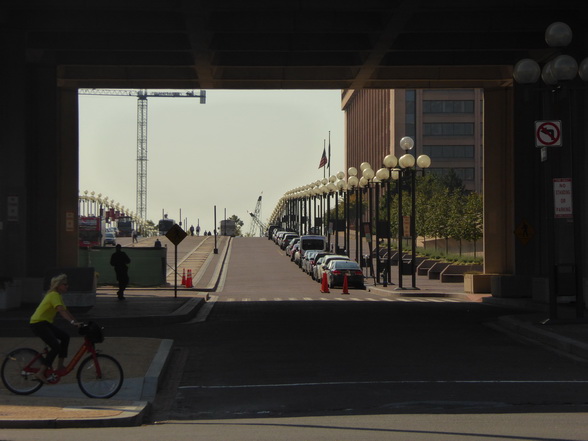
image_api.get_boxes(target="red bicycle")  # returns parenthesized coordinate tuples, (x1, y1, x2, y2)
(1, 322, 124, 399)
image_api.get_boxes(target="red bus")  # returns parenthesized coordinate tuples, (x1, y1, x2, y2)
(79, 216, 105, 247)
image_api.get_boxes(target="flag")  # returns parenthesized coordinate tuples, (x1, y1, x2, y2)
(318, 148, 328, 169)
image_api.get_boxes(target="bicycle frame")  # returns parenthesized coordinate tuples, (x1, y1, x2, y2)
(36, 338, 99, 383)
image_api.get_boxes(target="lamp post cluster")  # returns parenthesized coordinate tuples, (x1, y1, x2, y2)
(78, 190, 156, 236)
(269, 136, 431, 288)
(513, 21, 587, 320)
(269, 175, 349, 251)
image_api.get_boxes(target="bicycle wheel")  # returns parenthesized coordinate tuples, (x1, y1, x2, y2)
(77, 354, 124, 399)
(1, 348, 44, 395)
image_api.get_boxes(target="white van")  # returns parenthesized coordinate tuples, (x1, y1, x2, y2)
(295, 235, 328, 266)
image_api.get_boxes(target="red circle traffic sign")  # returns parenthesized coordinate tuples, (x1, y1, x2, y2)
(536, 121, 561, 146)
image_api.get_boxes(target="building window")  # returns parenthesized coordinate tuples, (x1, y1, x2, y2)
(423, 145, 474, 159)
(429, 168, 475, 181)
(424, 123, 474, 136)
(423, 100, 474, 113)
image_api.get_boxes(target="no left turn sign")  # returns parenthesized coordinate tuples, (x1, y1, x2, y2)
(535, 120, 562, 147)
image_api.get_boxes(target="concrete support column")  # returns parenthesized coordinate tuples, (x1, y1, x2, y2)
(483, 87, 515, 275)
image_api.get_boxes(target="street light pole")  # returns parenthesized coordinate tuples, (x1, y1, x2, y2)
(347, 167, 359, 261)
(393, 136, 431, 290)
(382, 154, 398, 287)
(376, 166, 391, 286)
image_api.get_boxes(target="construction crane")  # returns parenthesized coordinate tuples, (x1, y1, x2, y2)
(248, 194, 266, 237)
(78, 89, 206, 221)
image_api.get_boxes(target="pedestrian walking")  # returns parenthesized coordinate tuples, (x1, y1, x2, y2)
(110, 244, 131, 300)
(132, 230, 138, 243)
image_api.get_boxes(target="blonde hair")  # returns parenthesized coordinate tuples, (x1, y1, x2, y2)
(48, 274, 68, 292)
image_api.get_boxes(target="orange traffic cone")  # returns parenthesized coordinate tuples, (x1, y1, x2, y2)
(186, 269, 193, 288)
(181, 268, 186, 286)
(342, 273, 349, 295)
(320, 272, 330, 293)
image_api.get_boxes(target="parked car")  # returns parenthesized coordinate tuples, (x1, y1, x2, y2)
(290, 243, 300, 261)
(280, 233, 299, 250)
(104, 231, 117, 246)
(285, 237, 300, 257)
(301, 250, 319, 274)
(273, 231, 292, 245)
(309, 252, 335, 280)
(298, 235, 328, 258)
(314, 254, 350, 282)
(326, 260, 365, 289)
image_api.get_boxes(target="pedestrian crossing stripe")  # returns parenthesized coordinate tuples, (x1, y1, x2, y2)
(218, 297, 462, 303)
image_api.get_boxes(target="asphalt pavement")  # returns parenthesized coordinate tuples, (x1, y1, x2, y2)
(1, 236, 588, 428)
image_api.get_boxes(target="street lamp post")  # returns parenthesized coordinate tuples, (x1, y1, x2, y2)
(335, 171, 346, 253)
(347, 167, 359, 261)
(382, 154, 398, 287)
(513, 21, 588, 320)
(376, 166, 391, 286)
(392, 136, 431, 290)
(360, 164, 375, 280)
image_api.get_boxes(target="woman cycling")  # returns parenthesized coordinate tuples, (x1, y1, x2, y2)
(29, 273, 80, 382)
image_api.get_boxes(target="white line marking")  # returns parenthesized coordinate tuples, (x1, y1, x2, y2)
(180, 379, 588, 390)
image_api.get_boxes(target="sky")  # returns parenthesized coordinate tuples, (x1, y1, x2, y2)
(79, 90, 345, 235)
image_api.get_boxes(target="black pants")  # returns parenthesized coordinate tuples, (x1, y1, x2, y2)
(30, 321, 70, 367)
(115, 267, 129, 296)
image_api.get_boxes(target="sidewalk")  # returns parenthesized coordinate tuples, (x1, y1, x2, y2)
(1, 237, 588, 428)
(0, 236, 230, 429)
(366, 276, 588, 361)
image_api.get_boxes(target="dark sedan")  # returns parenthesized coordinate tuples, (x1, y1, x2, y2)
(325, 260, 365, 289)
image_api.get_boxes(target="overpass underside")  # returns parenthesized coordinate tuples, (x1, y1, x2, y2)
(1, 1, 587, 307)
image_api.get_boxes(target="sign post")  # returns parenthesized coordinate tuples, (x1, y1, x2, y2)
(165, 224, 188, 297)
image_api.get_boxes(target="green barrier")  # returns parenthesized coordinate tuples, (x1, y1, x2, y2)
(78, 247, 167, 287)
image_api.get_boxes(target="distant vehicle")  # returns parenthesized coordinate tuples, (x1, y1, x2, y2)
(296, 235, 328, 267)
(104, 232, 117, 246)
(79, 216, 105, 248)
(301, 250, 320, 274)
(326, 260, 365, 289)
(314, 254, 350, 282)
(267, 225, 280, 240)
(220, 219, 236, 236)
(285, 237, 300, 257)
(280, 233, 299, 250)
(106, 227, 118, 236)
(307, 251, 331, 279)
(158, 218, 175, 236)
(117, 216, 133, 237)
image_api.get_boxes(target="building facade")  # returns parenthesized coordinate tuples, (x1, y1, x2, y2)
(342, 88, 484, 193)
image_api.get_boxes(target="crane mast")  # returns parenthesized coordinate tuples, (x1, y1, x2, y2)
(78, 88, 206, 221)
(248, 194, 265, 237)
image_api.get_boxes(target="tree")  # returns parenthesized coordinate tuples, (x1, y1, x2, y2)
(229, 214, 244, 236)
(461, 192, 484, 257)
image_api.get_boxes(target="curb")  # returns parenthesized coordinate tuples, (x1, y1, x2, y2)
(0, 397, 150, 429)
(142, 339, 174, 401)
(495, 315, 588, 360)
(366, 285, 474, 299)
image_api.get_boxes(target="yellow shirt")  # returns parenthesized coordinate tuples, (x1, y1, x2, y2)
(30, 291, 66, 324)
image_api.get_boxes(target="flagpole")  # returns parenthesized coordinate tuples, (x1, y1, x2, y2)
(323, 139, 326, 179)
(328, 131, 331, 178)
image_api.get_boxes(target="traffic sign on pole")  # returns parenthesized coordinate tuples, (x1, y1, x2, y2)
(535, 120, 562, 147)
